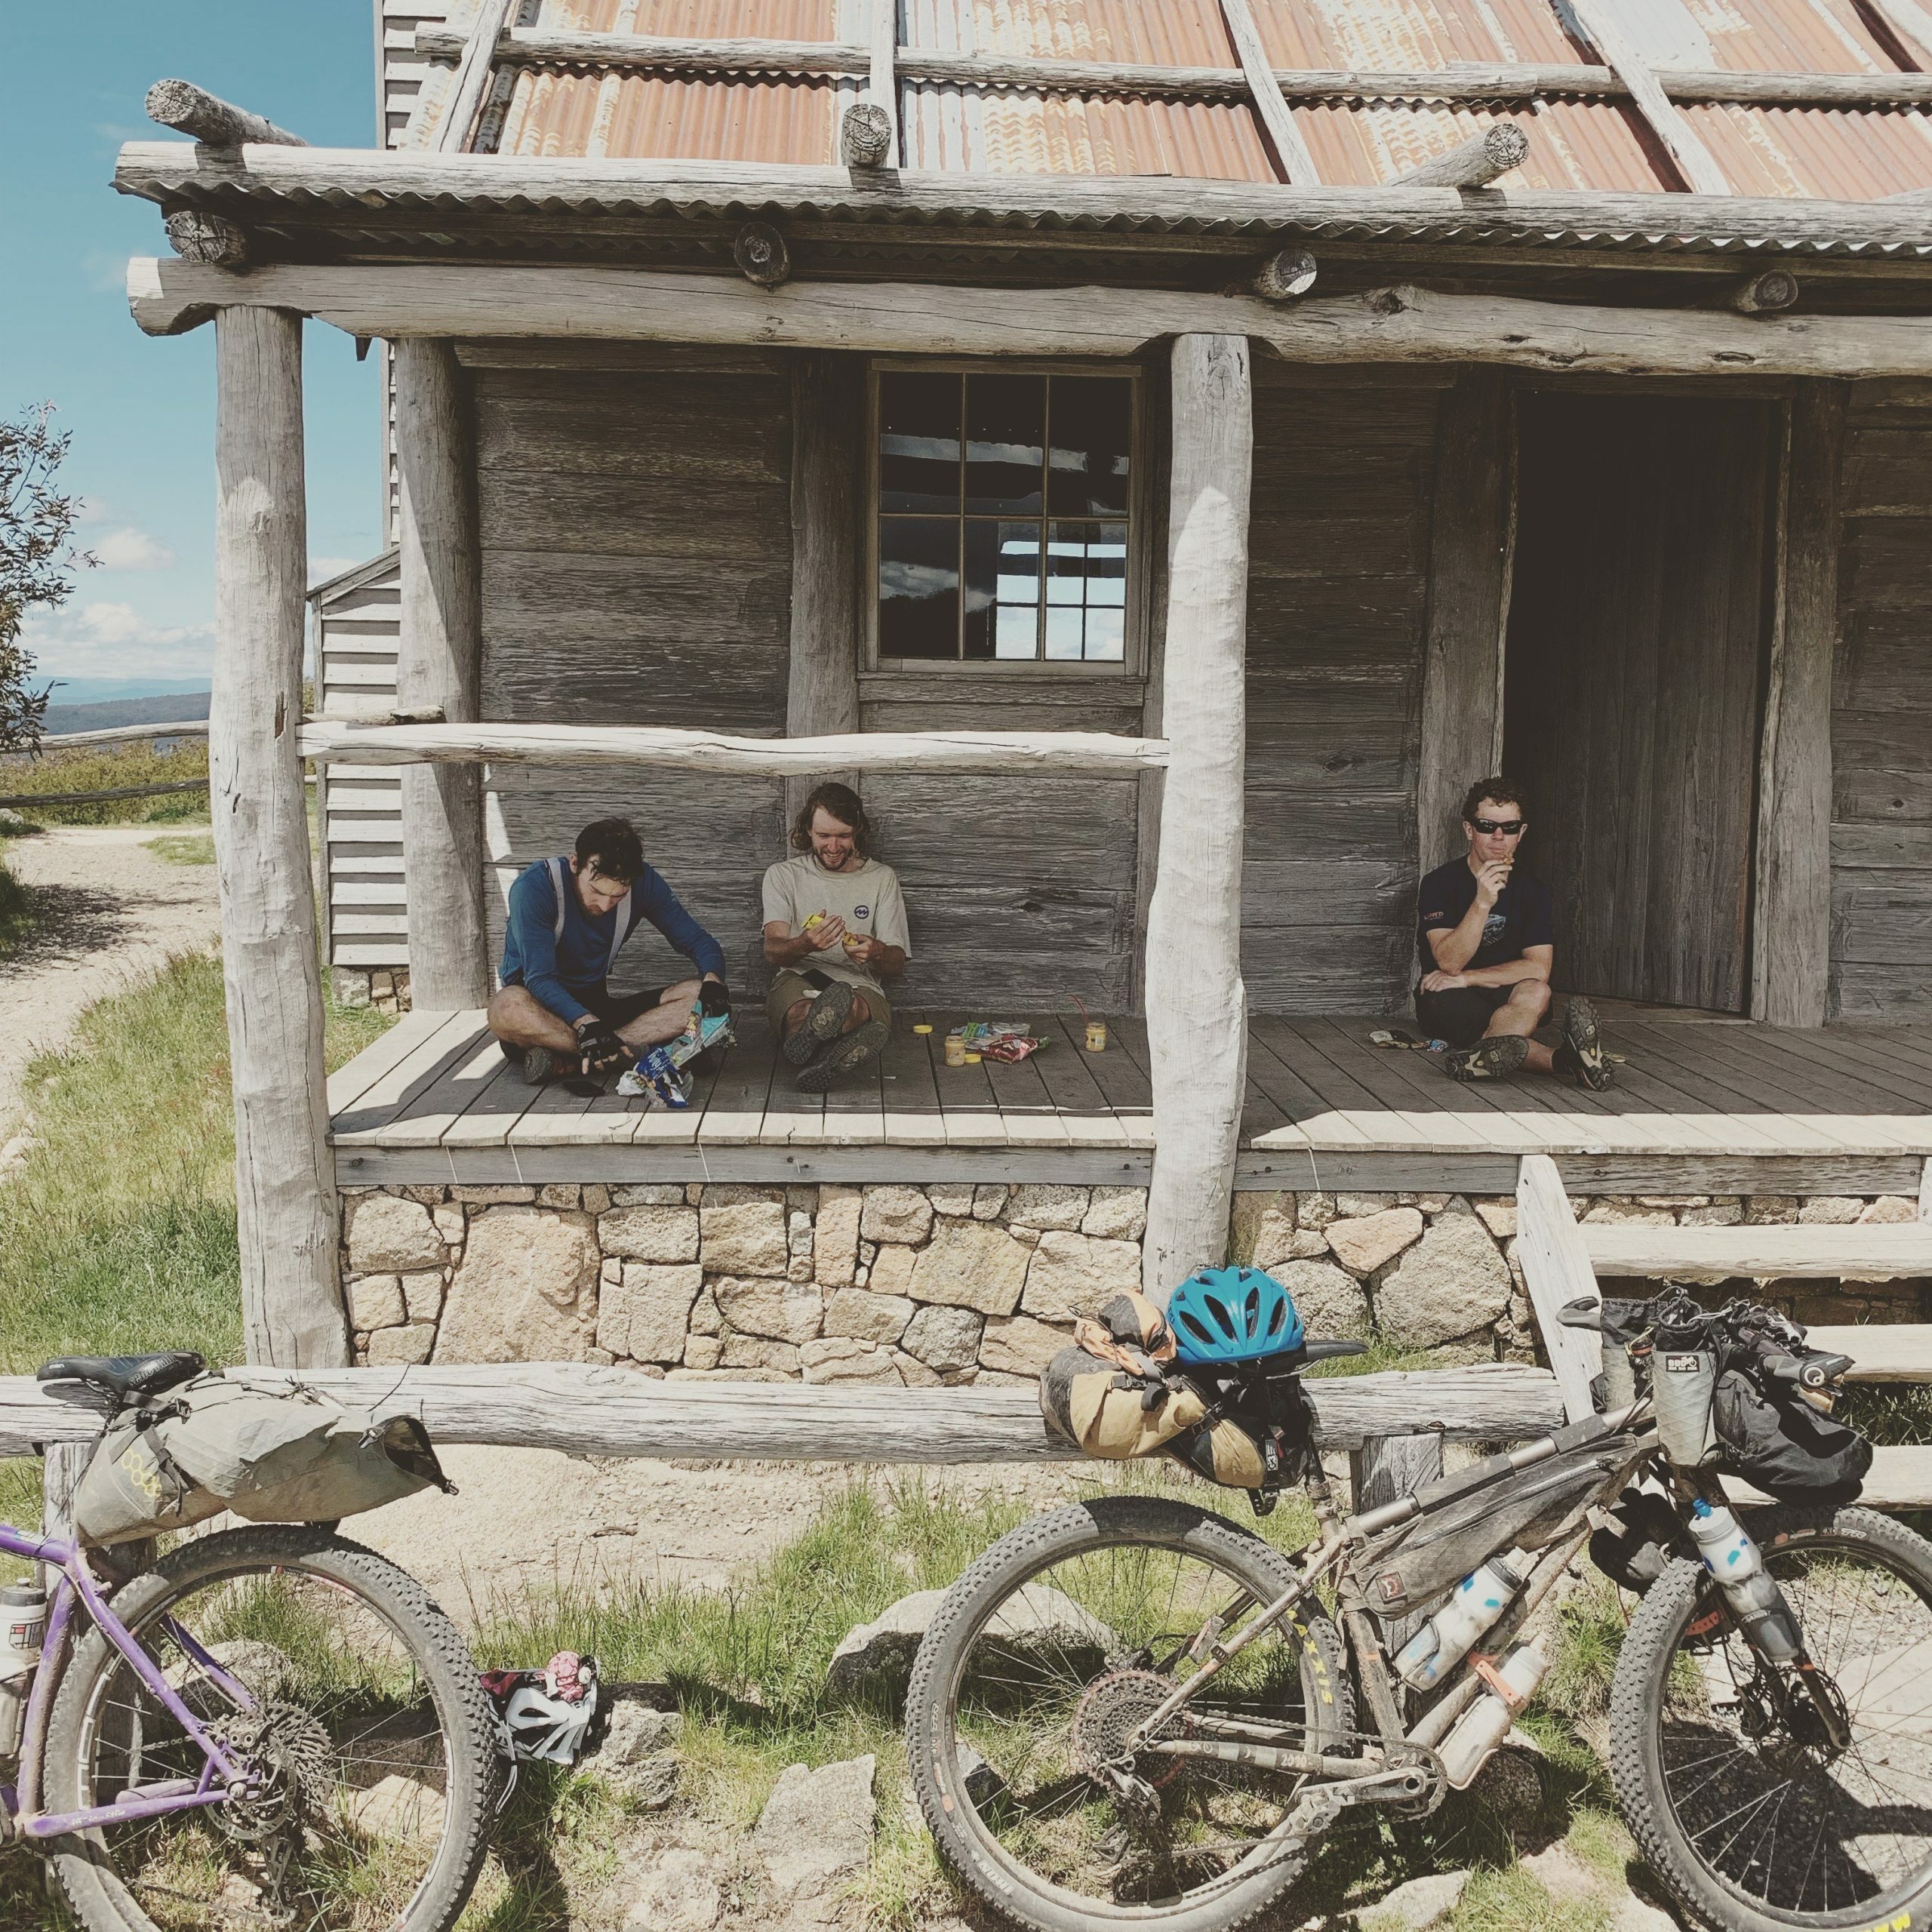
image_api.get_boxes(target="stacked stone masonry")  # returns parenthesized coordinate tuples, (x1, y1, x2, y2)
(331, 965, 412, 1014)
(339, 1184, 1930, 1374)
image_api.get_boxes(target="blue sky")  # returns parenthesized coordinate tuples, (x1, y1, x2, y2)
(8, 5, 382, 698)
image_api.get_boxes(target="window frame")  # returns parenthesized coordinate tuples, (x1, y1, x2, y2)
(864, 356, 1150, 677)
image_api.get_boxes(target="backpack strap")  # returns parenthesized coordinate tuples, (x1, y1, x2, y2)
(545, 857, 568, 943)
(608, 886, 632, 977)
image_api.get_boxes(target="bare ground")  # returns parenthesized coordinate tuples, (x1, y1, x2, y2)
(0, 823, 223, 1152)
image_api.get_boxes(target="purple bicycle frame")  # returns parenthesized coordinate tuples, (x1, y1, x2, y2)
(0, 1517, 257, 1840)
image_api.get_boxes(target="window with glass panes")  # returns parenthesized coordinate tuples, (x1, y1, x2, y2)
(875, 370, 1133, 664)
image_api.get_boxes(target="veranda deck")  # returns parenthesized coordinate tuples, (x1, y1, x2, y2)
(328, 1009, 1932, 1196)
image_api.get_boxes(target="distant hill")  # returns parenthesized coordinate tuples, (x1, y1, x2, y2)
(42, 692, 213, 737)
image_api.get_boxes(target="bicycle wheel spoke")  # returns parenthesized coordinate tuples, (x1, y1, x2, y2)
(1654, 1531, 1932, 1918)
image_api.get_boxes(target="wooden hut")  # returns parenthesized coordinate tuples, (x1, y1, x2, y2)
(116, 2, 1932, 1377)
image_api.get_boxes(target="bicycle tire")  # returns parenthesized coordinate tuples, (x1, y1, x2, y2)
(906, 1495, 1352, 1932)
(1610, 1502, 1932, 1932)
(42, 1524, 498, 1932)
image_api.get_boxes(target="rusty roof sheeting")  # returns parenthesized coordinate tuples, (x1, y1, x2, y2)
(474, 0, 1932, 205)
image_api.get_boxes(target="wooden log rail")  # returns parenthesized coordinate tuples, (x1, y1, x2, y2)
(294, 719, 1171, 775)
(0, 779, 208, 811)
(411, 24, 1932, 109)
(0, 1361, 1565, 1463)
(32, 720, 211, 750)
(126, 262, 1932, 381)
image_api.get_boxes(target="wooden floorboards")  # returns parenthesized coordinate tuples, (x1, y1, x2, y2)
(328, 1009, 1932, 1184)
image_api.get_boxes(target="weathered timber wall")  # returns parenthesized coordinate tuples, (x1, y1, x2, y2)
(476, 366, 792, 993)
(1831, 378, 1932, 1018)
(1241, 366, 1444, 1014)
(860, 679, 1147, 1010)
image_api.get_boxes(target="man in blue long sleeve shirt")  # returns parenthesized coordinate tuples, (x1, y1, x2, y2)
(489, 817, 728, 1083)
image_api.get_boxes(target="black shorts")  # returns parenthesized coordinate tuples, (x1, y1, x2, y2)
(1413, 984, 1512, 1049)
(498, 982, 666, 1061)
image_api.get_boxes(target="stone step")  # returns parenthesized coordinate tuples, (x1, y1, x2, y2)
(1582, 1223, 1932, 1284)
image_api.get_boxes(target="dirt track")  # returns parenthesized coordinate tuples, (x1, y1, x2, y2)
(0, 823, 223, 1151)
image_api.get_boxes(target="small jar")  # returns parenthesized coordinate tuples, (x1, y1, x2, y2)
(943, 1035, 967, 1067)
(1084, 1021, 1108, 1053)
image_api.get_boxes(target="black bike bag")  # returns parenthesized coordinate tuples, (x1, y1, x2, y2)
(1360, 1435, 1637, 1619)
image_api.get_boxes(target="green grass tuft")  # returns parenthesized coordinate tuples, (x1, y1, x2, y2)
(0, 842, 38, 959)
(144, 830, 216, 866)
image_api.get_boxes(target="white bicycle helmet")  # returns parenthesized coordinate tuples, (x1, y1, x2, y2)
(497, 1654, 599, 1764)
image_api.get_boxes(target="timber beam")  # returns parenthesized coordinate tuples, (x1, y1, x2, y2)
(111, 146, 1932, 257)
(0, 1361, 1567, 1459)
(1390, 125, 1528, 189)
(295, 719, 1171, 775)
(145, 78, 306, 148)
(127, 260, 1932, 379)
(411, 25, 1932, 109)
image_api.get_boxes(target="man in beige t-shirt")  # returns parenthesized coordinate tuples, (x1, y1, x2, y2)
(761, 782, 909, 1092)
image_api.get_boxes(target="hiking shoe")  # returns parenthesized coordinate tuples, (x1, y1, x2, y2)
(1444, 1035, 1530, 1082)
(782, 980, 854, 1065)
(518, 1046, 557, 1087)
(1555, 995, 1612, 1090)
(795, 1020, 888, 1092)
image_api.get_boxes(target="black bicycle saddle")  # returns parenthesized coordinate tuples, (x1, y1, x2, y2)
(37, 1352, 206, 1404)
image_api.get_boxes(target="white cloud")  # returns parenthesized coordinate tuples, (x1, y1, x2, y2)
(91, 527, 177, 571)
(17, 601, 213, 681)
(74, 496, 107, 525)
(308, 555, 364, 586)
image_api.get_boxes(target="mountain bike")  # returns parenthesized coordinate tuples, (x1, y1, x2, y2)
(3, 1352, 499, 1932)
(906, 1294, 1932, 1932)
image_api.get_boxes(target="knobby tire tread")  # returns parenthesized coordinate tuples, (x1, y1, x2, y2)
(905, 1495, 1351, 1932)
(43, 1524, 498, 1932)
(1608, 1503, 1932, 1932)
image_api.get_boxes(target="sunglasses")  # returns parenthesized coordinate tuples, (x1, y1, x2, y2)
(1470, 818, 1527, 836)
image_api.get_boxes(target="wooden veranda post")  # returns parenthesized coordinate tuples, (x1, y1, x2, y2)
(213, 306, 348, 1369)
(786, 351, 864, 820)
(1143, 334, 1252, 1297)
(393, 337, 490, 1008)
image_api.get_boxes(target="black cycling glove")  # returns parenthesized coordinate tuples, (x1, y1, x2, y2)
(698, 980, 732, 1019)
(573, 1018, 624, 1070)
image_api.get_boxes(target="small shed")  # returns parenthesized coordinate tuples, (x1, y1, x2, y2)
(116, 0, 1932, 1376)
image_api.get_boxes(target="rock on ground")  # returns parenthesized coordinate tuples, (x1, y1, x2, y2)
(1357, 1869, 1470, 1931)
(620, 1847, 721, 1932)
(825, 1583, 1115, 1698)
(753, 1754, 875, 1895)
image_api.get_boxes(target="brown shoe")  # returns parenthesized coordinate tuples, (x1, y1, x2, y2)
(782, 980, 854, 1065)
(1444, 1035, 1530, 1082)
(795, 1020, 888, 1092)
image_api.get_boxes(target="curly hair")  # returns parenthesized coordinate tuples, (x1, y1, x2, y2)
(789, 781, 873, 857)
(1460, 775, 1528, 824)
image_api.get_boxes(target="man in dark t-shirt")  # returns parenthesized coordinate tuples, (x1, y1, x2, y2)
(1414, 777, 1612, 1088)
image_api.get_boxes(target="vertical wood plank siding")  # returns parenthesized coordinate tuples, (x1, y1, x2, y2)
(1241, 366, 1445, 1014)
(475, 367, 792, 995)
(1830, 378, 1932, 1017)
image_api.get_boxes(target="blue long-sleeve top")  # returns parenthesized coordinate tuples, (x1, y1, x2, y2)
(499, 857, 726, 1026)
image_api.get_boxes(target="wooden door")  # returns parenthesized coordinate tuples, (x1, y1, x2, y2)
(1503, 392, 1776, 1011)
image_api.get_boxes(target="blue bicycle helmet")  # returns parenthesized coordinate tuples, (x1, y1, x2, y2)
(1167, 1266, 1304, 1366)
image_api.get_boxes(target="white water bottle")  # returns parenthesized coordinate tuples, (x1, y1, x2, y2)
(1439, 1638, 1549, 1788)
(1393, 1550, 1528, 1691)
(1688, 1500, 1801, 1660)
(0, 1585, 47, 1760)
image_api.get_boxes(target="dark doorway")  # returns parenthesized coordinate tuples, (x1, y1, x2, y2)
(1503, 392, 1777, 1012)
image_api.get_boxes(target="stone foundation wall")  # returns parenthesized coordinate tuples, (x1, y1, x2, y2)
(331, 965, 411, 1014)
(338, 1183, 1930, 1374)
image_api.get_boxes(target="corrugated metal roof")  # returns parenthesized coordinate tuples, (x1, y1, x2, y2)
(470, 0, 1932, 202)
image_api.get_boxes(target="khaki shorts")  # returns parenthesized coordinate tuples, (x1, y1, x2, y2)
(766, 970, 893, 1033)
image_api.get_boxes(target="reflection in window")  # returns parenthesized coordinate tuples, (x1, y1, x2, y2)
(877, 371, 1132, 664)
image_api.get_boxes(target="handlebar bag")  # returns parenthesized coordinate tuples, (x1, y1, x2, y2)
(1711, 1369, 1872, 1503)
